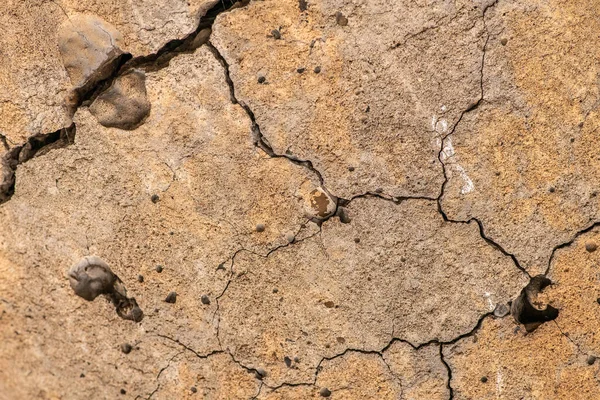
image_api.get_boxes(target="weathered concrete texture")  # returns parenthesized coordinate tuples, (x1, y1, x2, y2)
(384, 342, 449, 400)
(217, 198, 527, 386)
(0, 46, 321, 399)
(212, 0, 485, 199)
(4, 0, 600, 397)
(445, 227, 600, 399)
(89, 70, 151, 130)
(0, 0, 216, 144)
(146, 351, 260, 399)
(441, 0, 600, 275)
(259, 343, 448, 399)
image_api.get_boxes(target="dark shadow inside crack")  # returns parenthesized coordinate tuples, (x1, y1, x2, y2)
(510, 275, 559, 332)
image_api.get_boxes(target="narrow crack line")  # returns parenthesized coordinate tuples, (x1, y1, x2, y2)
(552, 320, 581, 351)
(266, 312, 497, 394)
(433, 0, 531, 280)
(214, 224, 322, 347)
(544, 221, 600, 275)
(151, 333, 267, 396)
(206, 41, 326, 188)
(340, 191, 437, 207)
(439, 343, 454, 400)
(156, 350, 185, 380)
(156, 333, 223, 359)
(141, 350, 185, 400)
(250, 381, 264, 400)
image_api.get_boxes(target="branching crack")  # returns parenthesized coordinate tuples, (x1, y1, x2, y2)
(206, 42, 326, 188)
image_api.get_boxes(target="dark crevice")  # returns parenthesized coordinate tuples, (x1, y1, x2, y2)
(439, 344, 454, 400)
(207, 41, 325, 187)
(1, 124, 76, 204)
(510, 275, 558, 333)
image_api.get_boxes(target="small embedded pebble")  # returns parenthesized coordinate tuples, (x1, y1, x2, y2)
(314, 66, 321, 74)
(151, 194, 160, 203)
(320, 387, 332, 397)
(375, 188, 383, 194)
(191, 386, 197, 393)
(155, 265, 163, 273)
(137, 274, 144, 283)
(273, 288, 279, 293)
(217, 263, 225, 271)
(258, 75, 266, 84)
(597, 298, 600, 305)
(549, 187, 555, 193)
(255, 368, 267, 379)
(338, 208, 351, 224)
(297, 67, 305, 73)
(493, 303, 510, 318)
(121, 343, 132, 354)
(500, 38, 508, 46)
(120, 389, 127, 395)
(201, 295, 211, 305)
(336, 337, 345, 344)
(165, 292, 177, 303)
(335, 11, 348, 26)
(348, 166, 355, 172)
(285, 232, 295, 243)
(80, 373, 85, 378)
(480, 376, 488, 383)
(324, 301, 335, 308)
(256, 223, 266, 232)
(354, 237, 360, 243)
(586, 242, 597, 252)
(588, 355, 597, 365)
(271, 29, 281, 39)
(294, 356, 300, 363)
(284, 356, 292, 367)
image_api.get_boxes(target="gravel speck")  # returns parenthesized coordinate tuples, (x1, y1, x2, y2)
(586, 242, 597, 252)
(165, 292, 177, 304)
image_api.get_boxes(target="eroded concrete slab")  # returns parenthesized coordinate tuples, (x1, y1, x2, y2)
(441, 0, 600, 275)
(212, 0, 485, 199)
(217, 197, 527, 386)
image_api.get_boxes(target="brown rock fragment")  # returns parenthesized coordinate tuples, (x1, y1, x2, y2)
(89, 70, 151, 130)
(57, 14, 125, 93)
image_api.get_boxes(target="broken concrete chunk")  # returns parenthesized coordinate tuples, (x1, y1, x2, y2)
(89, 70, 151, 130)
(510, 275, 559, 332)
(68, 256, 117, 301)
(57, 14, 125, 92)
(304, 186, 337, 220)
(68, 256, 143, 322)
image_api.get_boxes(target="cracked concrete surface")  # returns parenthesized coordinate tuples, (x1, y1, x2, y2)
(1, 0, 599, 398)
